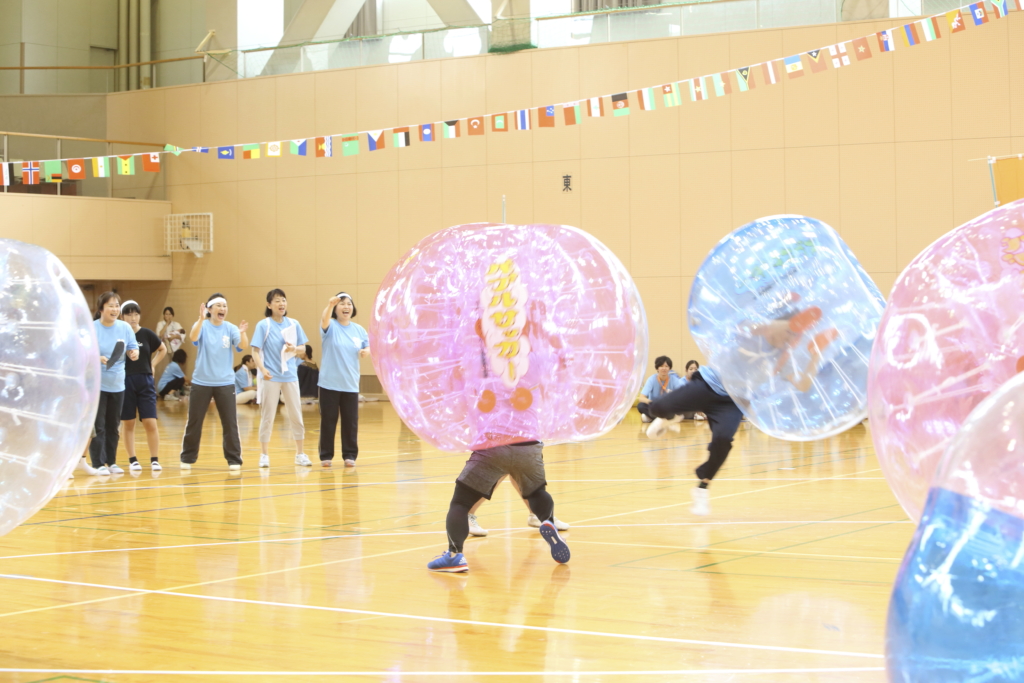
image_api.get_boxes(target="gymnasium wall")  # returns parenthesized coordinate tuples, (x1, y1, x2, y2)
(100, 13, 1024, 376)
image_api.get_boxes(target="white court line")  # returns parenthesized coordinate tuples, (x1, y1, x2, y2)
(0, 520, 910, 561)
(0, 668, 886, 676)
(0, 573, 883, 660)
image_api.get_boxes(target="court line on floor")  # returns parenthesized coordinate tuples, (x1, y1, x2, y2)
(570, 469, 884, 525)
(0, 519, 910, 561)
(0, 574, 884, 660)
(0, 667, 887, 676)
(557, 539, 903, 562)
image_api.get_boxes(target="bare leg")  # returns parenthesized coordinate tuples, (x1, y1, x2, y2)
(141, 417, 160, 461)
(122, 420, 137, 461)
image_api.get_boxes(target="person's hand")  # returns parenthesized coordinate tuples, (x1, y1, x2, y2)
(328, 296, 341, 308)
(127, 350, 139, 361)
(199, 302, 207, 319)
(262, 369, 272, 380)
(283, 343, 296, 354)
(99, 356, 109, 365)
(359, 348, 370, 359)
(239, 320, 248, 334)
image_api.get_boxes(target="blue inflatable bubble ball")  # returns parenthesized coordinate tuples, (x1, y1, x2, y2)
(688, 215, 885, 441)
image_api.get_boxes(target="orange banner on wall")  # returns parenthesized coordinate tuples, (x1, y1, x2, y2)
(995, 157, 1024, 205)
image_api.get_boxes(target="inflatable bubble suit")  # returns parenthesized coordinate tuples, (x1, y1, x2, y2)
(370, 223, 648, 452)
(887, 369, 1024, 683)
(688, 215, 884, 441)
(868, 199, 1024, 522)
(0, 239, 100, 536)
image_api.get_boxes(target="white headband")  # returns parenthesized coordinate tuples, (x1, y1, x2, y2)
(207, 297, 227, 307)
(336, 292, 352, 302)
(120, 300, 138, 312)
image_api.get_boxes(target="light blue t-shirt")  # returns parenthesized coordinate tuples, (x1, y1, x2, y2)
(94, 319, 140, 393)
(234, 367, 252, 394)
(157, 362, 185, 392)
(641, 372, 687, 400)
(251, 317, 309, 383)
(191, 319, 243, 387)
(319, 319, 368, 393)
(698, 366, 729, 397)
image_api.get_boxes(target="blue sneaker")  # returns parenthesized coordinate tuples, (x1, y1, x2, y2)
(427, 550, 468, 573)
(539, 521, 571, 564)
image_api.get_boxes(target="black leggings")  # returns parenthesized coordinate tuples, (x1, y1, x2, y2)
(159, 377, 185, 397)
(445, 480, 554, 553)
(648, 372, 744, 482)
(90, 390, 124, 467)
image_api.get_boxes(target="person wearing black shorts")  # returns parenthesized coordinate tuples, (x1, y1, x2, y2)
(120, 301, 166, 472)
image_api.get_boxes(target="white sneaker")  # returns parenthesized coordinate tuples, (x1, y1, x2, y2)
(164, 395, 179, 401)
(77, 459, 100, 475)
(641, 414, 652, 423)
(180, 462, 192, 471)
(294, 453, 312, 467)
(259, 454, 270, 468)
(109, 464, 124, 474)
(344, 459, 356, 468)
(228, 463, 241, 472)
(95, 465, 111, 475)
(691, 487, 710, 516)
(694, 412, 707, 421)
(151, 460, 162, 471)
(468, 514, 488, 537)
(528, 514, 570, 531)
(129, 461, 142, 472)
(646, 415, 683, 439)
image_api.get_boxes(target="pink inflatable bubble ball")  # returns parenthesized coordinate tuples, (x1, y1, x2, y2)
(868, 198, 1024, 522)
(370, 223, 648, 452)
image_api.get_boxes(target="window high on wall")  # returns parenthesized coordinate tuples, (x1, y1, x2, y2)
(238, 0, 285, 73)
(531, 0, 571, 17)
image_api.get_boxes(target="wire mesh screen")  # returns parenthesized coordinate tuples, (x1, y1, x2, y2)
(164, 213, 214, 257)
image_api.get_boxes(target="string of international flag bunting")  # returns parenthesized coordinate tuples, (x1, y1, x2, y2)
(0, 0, 1018, 187)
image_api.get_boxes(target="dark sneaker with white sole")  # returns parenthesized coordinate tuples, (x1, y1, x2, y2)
(539, 520, 571, 564)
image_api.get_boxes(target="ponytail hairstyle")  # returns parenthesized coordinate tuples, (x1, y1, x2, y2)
(234, 354, 253, 372)
(94, 291, 120, 320)
(264, 288, 287, 317)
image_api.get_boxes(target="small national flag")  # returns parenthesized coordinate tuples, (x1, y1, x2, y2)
(991, 0, 1009, 17)
(563, 103, 582, 125)
(611, 92, 630, 115)
(969, 1, 988, 23)
(537, 106, 556, 127)
(67, 158, 86, 180)
(142, 152, 161, 172)
(21, 161, 40, 185)
(661, 83, 682, 106)
(784, 55, 804, 78)
(341, 134, 360, 156)
(1011, 0, 1022, 11)
(92, 157, 111, 177)
(902, 22, 921, 47)
(736, 67, 755, 92)
(515, 109, 531, 130)
(689, 77, 708, 101)
(192, 146, 210, 153)
(852, 37, 873, 61)
(805, 49, 828, 73)
(419, 123, 435, 142)
(637, 87, 656, 111)
(367, 130, 386, 151)
(587, 97, 604, 117)
(117, 155, 135, 175)
(315, 136, 332, 157)
(0, 162, 8, 187)
(242, 144, 261, 159)
(711, 72, 732, 97)
(393, 127, 411, 147)
(947, 9, 967, 31)
(761, 60, 779, 85)
(164, 144, 184, 156)
(467, 116, 485, 135)
(443, 120, 460, 138)
(492, 113, 509, 132)
(43, 160, 63, 183)
(829, 43, 851, 68)
(267, 141, 282, 157)
(217, 146, 235, 159)
(877, 29, 896, 52)
(289, 139, 307, 155)
(919, 16, 941, 41)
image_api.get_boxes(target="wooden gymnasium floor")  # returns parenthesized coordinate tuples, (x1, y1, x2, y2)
(0, 399, 910, 682)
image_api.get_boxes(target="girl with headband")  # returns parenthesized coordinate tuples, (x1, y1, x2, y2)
(119, 300, 166, 473)
(89, 291, 140, 475)
(317, 292, 369, 467)
(179, 293, 249, 471)
(251, 288, 311, 467)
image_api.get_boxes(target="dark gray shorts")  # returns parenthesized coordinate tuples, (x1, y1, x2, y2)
(456, 441, 547, 500)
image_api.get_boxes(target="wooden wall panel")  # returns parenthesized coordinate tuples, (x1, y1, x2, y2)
(839, 142, 896, 273)
(895, 140, 954, 269)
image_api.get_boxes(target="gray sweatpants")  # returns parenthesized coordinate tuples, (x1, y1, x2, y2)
(180, 384, 242, 465)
